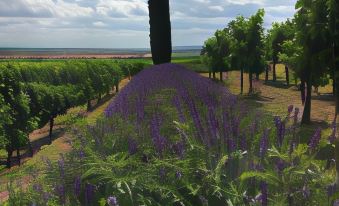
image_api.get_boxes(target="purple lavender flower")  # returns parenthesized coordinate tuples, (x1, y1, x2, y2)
(172, 141, 185, 159)
(276, 159, 286, 173)
(274, 116, 285, 147)
(240, 133, 247, 151)
(260, 182, 268, 206)
(329, 120, 337, 144)
(107, 196, 119, 206)
(74, 176, 81, 197)
(259, 129, 269, 158)
(308, 128, 322, 151)
(327, 183, 337, 197)
(150, 114, 167, 155)
(128, 138, 138, 155)
(172, 95, 185, 123)
(85, 183, 95, 204)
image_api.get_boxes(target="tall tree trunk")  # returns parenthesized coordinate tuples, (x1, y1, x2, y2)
(302, 78, 312, 124)
(27, 141, 33, 157)
(285, 65, 289, 86)
(273, 62, 277, 82)
(255, 72, 259, 80)
(17, 149, 21, 166)
(116, 83, 119, 93)
(148, 0, 172, 65)
(300, 80, 306, 105)
(208, 71, 211, 79)
(213, 71, 216, 80)
(265, 65, 269, 83)
(249, 71, 253, 94)
(87, 100, 91, 112)
(6, 148, 13, 168)
(49, 118, 54, 144)
(240, 68, 244, 95)
(220, 71, 223, 82)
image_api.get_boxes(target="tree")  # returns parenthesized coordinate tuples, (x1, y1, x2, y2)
(228, 16, 248, 94)
(148, 0, 172, 65)
(201, 30, 231, 81)
(246, 9, 265, 93)
(295, 0, 331, 124)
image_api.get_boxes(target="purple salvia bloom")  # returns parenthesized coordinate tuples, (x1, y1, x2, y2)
(150, 114, 167, 155)
(260, 182, 268, 206)
(308, 128, 322, 151)
(327, 183, 337, 197)
(274, 116, 285, 147)
(128, 138, 138, 155)
(276, 159, 286, 173)
(107, 196, 119, 206)
(329, 120, 337, 144)
(172, 141, 185, 159)
(74, 176, 81, 197)
(85, 183, 95, 205)
(259, 129, 269, 158)
(227, 138, 237, 153)
(172, 95, 185, 123)
(240, 133, 247, 151)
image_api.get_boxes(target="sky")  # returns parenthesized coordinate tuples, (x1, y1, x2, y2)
(0, 0, 297, 48)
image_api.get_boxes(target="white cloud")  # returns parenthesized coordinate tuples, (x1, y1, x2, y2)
(96, 0, 148, 18)
(0, 0, 297, 48)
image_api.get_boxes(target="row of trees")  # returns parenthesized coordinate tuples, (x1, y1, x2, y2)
(0, 60, 147, 168)
(201, 9, 265, 94)
(202, 0, 339, 124)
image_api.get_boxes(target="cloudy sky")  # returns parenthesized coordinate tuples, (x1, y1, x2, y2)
(0, 0, 297, 48)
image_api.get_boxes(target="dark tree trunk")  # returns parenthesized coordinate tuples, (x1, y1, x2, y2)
(300, 80, 306, 105)
(273, 62, 277, 82)
(148, 0, 172, 65)
(27, 141, 33, 157)
(116, 83, 119, 93)
(98, 94, 102, 102)
(6, 149, 13, 168)
(17, 149, 21, 166)
(333, 77, 336, 97)
(220, 71, 223, 81)
(255, 72, 259, 80)
(265, 65, 269, 83)
(208, 71, 211, 79)
(240, 68, 244, 95)
(213, 71, 216, 80)
(249, 72, 253, 94)
(49, 118, 54, 144)
(87, 100, 91, 112)
(302, 78, 312, 124)
(285, 65, 289, 86)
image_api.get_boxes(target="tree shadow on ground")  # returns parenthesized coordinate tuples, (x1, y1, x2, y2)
(264, 80, 295, 89)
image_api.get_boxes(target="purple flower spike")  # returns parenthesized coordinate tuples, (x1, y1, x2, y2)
(259, 129, 269, 158)
(128, 138, 138, 155)
(308, 128, 322, 151)
(327, 183, 337, 197)
(294, 108, 299, 125)
(74, 176, 81, 197)
(274, 116, 285, 147)
(85, 183, 96, 204)
(260, 182, 268, 206)
(329, 120, 337, 144)
(107, 196, 119, 206)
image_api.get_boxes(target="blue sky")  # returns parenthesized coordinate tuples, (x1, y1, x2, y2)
(0, 0, 297, 48)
